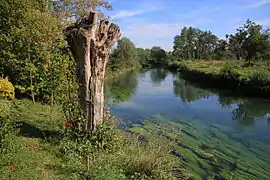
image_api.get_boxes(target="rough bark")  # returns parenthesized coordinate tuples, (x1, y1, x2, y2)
(64, 12, 121, 132)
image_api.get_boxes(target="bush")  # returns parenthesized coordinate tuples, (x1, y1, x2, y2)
(0, 100, 17, 155)
(0, 77, 15, 100)
(60, 116, 123, 163)
(59, 115, 176, 179)
(219, 61, 240, 76)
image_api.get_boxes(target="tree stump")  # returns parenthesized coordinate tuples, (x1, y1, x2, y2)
(65, 12, 121, 132)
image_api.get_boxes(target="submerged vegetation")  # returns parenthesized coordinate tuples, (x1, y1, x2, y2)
(128, 114, 270, 180)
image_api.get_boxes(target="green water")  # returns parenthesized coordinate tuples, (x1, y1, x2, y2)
(105, 69, 270, 180)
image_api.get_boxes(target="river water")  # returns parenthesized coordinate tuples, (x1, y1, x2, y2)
(105, 69, 270, 180)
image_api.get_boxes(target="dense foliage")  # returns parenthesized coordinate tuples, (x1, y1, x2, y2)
(173, 27, 219, 60)
(174, 60, 270, 98)
(0, 77, 15, 99)
(172, 20, 270, 62)
(108, 37, 140, 71)
(0, 0, 116, 102)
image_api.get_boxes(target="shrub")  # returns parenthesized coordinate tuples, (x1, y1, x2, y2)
(219, 61, 240, 76)
(0, 77, 15, 100)
(0, 100, 17, 155)
(60, 116, 123, 163)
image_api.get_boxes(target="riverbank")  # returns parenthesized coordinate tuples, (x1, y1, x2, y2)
(0, 99, 184, 179)
(170, 60, 270, 98)
(106, 66, 141, 79)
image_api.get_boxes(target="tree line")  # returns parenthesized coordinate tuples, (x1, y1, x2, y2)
(108, 38, 169, 70)
(1, 0, 269, 102)
(110, 19, 270, 71)
(173, 20, 270, 62)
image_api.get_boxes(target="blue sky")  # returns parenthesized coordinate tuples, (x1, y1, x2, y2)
(104, 0, 270, 51)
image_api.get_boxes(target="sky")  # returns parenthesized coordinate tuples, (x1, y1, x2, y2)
(104, 0, 270, 51)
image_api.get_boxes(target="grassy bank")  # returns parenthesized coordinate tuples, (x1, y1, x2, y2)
(170, 60, 270, 98)
(0, 99, 182, 180)
(106, 66, 141, 80)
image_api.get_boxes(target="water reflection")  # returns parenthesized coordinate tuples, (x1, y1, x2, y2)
(107, 69, 270, 179)
(149, 69, 169, 85)
(104, 71, 138, 104)
(106, 69, 270, 127)
(172, 72, 270, 126)
(173, 75, 212, 102)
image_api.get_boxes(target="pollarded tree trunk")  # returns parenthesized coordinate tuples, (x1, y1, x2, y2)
(65, 12, 121, 132)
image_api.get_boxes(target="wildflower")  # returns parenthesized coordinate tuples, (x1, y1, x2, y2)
(8, 165, 14, 172)
(29, 146, 34, 151)
(64, 122, 72, 127)
(35, 145, 40, 150)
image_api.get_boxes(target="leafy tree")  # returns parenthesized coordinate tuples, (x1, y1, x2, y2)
(52, 0, 112, 22)
(108, 37, 140, 71)
(227, 19, 270, 62)
(214, 39, 234, 60)
(173, 27, 218, 60)
(136, 48, 151, 68)
(0, 0, 70, 102)
(149, 46, 168, 67)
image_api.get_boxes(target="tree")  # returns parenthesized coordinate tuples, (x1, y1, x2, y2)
(173, 27, 218, 60)
(136, 48, 151, 68)
(214, 39, 234, 60)
(65, 12, 120, 132)
(149, 46, 168, 67)
(52, 0, 112, 23)
(227, 19, 270, 62)
(0, 0, 65, 102)
(108, 37, 140, 71)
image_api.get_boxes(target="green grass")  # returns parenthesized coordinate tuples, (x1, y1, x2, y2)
(0, 99, 179, 180)
(171, 60, 270, 97)
(177, 60, 270, 77)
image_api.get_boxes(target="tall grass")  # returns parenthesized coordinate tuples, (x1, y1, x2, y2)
(0, 99, 179, 180)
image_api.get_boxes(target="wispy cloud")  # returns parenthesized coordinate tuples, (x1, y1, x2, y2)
(123, 23, 180, 37)
(183, 6, 221, 18)
(112, 10, 145, 19)
(111, 5, 161, 19)
(249, 0, 270, 8)
(121, 22, 182, 51)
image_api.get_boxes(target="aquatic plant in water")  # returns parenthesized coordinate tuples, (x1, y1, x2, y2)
(129, 114, 270, 180)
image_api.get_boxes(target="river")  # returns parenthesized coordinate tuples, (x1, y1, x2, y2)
(105, 69, 270, 180)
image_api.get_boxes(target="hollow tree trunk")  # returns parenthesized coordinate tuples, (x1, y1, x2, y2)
(65, 12, 121, 132)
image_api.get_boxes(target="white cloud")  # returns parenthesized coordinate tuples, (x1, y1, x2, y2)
(249, 0, 270, 8)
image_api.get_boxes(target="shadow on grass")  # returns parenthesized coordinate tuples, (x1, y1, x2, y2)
(17, 121, 63, 141)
